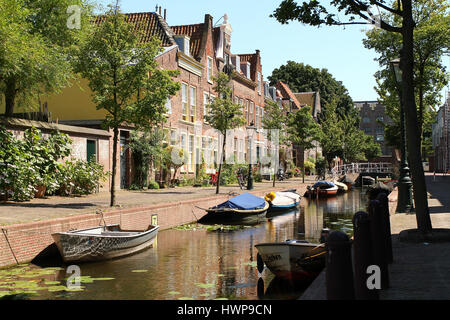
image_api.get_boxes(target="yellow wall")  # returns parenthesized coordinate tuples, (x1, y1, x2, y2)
(43, 78, 107, 121)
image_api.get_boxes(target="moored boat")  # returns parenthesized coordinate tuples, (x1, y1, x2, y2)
(265, 190, 301, 213)
(255, 239, 326, 281)
(52, 224, 159, 263)
(305, 181, 339, 197)
(198, 192, 269, 224)
(334, 181, 348, 193)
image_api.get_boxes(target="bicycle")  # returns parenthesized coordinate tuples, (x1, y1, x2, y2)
(237, 168, 246, 190)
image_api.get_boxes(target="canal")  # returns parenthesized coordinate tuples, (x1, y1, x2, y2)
(0, 189, 368, 300)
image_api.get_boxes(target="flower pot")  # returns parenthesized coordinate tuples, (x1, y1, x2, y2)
(34, 185, 47, 198)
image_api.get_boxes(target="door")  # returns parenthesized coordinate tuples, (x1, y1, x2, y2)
(120, 134, 127, 189)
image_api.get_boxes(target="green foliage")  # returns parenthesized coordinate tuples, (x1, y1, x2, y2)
(268, 61, 357, 120)
(318, 101, 381, 165)
(363, 0, 449, 159)
(304, 160, 315, 173)
(148, 181, 160, 190)
(0, 0, 94, 116)
(56, 159, 107, 196)
(0, 125, 107, 200)
(129, 128, 165, 189)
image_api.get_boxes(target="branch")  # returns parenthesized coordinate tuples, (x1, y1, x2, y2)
(349, 0, 402, 33)
(370, 0, 402, 16)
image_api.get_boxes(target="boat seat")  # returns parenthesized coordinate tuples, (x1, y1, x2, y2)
(101, 231, 140, 236)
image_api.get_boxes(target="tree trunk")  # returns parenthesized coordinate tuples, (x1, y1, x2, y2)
(110, 126, 119, 206)
(4, 77, 17, 117)
(401, 1, 432, 234)
(216, 132, 227, 194)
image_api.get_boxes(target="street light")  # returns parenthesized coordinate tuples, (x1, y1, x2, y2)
(246, 122, 257, 190)
(389, 58, 414, 213)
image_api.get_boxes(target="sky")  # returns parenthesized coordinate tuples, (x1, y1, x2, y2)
(100, 0, 449, 105)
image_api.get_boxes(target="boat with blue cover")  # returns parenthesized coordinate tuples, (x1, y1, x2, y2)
(198, 192, 269, 224)
(305, 181, 338, 197)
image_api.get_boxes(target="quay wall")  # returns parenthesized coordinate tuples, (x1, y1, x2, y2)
(0, 186, 306, 268)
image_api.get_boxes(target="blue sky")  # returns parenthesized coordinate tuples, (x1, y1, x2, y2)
(102, 0, 449, 104)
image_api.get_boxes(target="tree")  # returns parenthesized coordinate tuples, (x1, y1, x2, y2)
(318, 100, 381, 166)
(76, 6, 180, 206)
(205, 72, 246, 194)
(363, 0, 450, 158)
(272, 0, 433, 235)
(262, 99, 288, 186)
(287, 105, 321, 183)
(129, 128, 166, 189)
(268, 61, 357, 119)
(0, 0, 93, 116)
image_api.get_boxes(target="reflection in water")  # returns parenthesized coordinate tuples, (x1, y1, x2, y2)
(2, 190, 367, 300)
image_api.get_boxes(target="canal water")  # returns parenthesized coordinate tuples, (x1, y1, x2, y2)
(0, 189, 368, 300)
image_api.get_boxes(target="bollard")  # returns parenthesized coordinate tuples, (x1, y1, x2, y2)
(352, 211, 379, 300)
(376, 193, 393, 263)
(368, 200, 389, 289)
(326, 230, 354, 300)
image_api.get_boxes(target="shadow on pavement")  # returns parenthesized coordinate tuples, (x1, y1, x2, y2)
(426, 175, 450, 215)
(0, 202, 98, 209)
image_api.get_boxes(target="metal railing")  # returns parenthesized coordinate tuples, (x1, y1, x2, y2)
(331, 162, 393, 177)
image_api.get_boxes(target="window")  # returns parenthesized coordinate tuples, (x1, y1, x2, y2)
(249, 102, 254, 125)
(376, 127, 384, 134)
(235, 96, 239, 105)
(189, 135, 194, 172)
(257, 72, 262, 95)
(376, 116, 384, 122)
(260, 107, 264, 128)
(180, 133, 187, 172)
(213, 139, 218, 168)
(182, 83, 188, 121)
(203, 92, 210, 122)
(165, 98, 172, 115)
(362, 117, 370, 124)
(234, 137, 238, 161)
(246, 100, 249, 120)
(190, 86, 196, 122)
(170, 129, 177, 146)
(207, 57, 213, 83)
(376, 135, 384, 142)
(255, 106, 260, 128)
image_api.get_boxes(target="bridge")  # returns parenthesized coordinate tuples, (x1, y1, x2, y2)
(331, 162, 393, 176)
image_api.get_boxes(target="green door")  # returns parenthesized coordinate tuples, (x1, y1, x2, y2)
(87, 140, 96, 162)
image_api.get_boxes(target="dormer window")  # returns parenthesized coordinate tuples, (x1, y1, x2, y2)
(174, 35, 190, 56)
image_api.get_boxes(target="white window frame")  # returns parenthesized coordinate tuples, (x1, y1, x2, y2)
(207, 57, 213, 83)
(181, 83, 188, 121)
(189, 86, 196, 123)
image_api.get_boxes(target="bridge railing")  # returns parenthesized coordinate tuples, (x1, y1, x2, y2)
(331, 162, 393, 176)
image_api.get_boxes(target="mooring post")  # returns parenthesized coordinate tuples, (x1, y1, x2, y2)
(353, 211, 379, 300)
(325, 230, 354, 300)
(368, 200, 389, 289)
(376, 193, 393, 263)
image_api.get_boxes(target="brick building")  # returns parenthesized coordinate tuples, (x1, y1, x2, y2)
(432, 95, 450, 173)
(354, 100, 394, 158)
(35, 10, 276, 187)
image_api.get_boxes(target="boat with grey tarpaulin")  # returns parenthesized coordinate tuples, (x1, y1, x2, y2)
(255, 231, 329, 281)
(52, 224, 159, 263)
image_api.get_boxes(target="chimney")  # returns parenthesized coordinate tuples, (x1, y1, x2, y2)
(159, 6, 161, 15)
(164, 9, 166, 20)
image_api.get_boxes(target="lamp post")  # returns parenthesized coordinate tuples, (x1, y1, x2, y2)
(246, 122, 256, 190)
(390, 58, 414, 213)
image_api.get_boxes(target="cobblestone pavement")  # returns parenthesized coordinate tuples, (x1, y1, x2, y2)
(0, 177, 313, 226)
(301, 173, 450, 300)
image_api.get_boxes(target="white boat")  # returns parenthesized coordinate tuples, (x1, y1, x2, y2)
(255, 240, 326, 281)
(265, 190, 301, 213)
(52, 224, 159, 263)
(333, 181, 349, 193)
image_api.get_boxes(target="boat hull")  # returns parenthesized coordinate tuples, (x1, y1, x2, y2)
(52, 224, 159, 263)
(267, 192, 301, 213)
(255, 241, 325, 281)
(199, 201, 269, 225)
